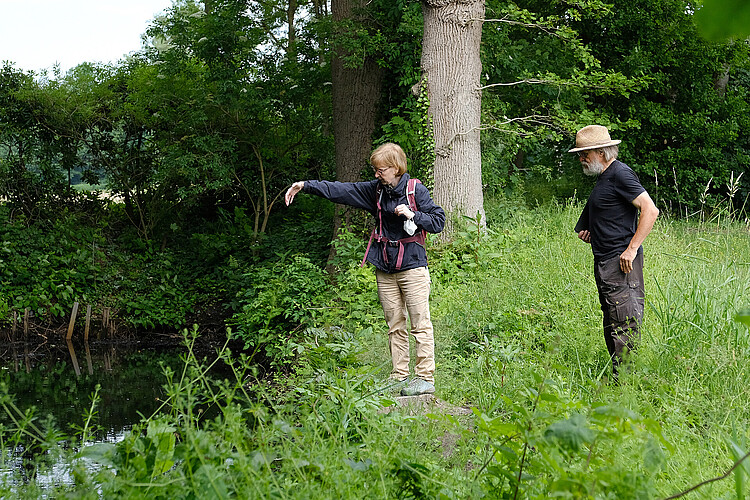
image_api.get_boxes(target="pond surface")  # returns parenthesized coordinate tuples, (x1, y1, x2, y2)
(0, 335, 238, 488)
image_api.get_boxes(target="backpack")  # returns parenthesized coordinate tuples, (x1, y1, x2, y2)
(361, 178, 427, 270)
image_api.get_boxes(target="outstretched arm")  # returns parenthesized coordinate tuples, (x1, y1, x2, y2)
(619, 191, 659, 273)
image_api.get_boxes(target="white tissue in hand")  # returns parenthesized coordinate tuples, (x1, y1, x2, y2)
(403, 219, 417, 236)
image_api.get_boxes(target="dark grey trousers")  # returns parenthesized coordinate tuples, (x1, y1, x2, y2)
(594, 252, 645, 374)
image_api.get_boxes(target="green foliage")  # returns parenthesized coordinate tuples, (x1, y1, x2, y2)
(0, 207, 105, 317)
(116, 250, 198, 330)
(293, 327, 367, 371)
(0, 189, 339, 332)
(736, 308, 750, 328)
(1, 0, 334, 243)
(475, 371, 670, 497)
(695, 0, 750, 41)
(229, 255, 329, 366)
(82, 418, 177, 483)
(378, 78, 436, 191)
(0, 296, 7, 324)
(478, 0, 750, 216)
(2, 206, 750, 498)
(429, 212, 506, 285)
(312, 224, 382, 332)
(1, 330, 468, 498)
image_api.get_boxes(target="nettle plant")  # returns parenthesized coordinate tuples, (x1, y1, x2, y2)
(473, 370, 672, 498)
(229, 254, 330, 367)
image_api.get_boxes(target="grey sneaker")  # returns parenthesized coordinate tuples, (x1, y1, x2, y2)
(381, 377, 409, 394)
(400, 377, 435, 396)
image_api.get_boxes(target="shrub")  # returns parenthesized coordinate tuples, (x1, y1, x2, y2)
(229, 255, 329, 367)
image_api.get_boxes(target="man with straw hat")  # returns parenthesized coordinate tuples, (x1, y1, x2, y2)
(570, 125, 659, 379)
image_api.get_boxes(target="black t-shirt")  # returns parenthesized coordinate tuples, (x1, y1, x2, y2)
(575, 160, 646, 262)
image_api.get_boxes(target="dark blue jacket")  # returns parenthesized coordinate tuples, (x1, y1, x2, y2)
(304, 173, 446, 273)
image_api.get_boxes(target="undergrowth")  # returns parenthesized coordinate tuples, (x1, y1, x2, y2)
(2, 199, 750, 498)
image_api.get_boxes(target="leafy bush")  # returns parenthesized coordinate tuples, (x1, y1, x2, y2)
(113, 248, 199, 330)
(475, 370, 671, 498)
(0, 209, 106, 318)
(0, 296, 7, 325)
(229, 255, 329, 367)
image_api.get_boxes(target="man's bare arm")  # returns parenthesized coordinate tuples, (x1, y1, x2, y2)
(619, 191, 659, 273)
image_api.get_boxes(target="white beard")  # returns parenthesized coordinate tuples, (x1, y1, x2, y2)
(582, 157, 606, 176)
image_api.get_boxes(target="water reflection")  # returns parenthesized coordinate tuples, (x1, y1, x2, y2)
(1, 336, 236, 488)
(0, 337, 232, 441)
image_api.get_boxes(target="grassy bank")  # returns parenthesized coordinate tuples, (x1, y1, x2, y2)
(2, 200, 749, 498)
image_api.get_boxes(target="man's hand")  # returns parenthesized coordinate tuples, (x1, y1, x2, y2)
(395, 204, 415, 219)
(619, 191, 658, 273)
(285, 181, 305, 206)
(619, 247, 637, 273)
(577, 230, 591, 244)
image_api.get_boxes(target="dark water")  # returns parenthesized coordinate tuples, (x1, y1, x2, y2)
(0, 336, 236, 486)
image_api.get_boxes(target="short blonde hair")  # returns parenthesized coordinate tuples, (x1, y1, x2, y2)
(370, 143, 408, 176)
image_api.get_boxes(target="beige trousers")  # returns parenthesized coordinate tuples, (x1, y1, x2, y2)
(375, 267, 435, 383)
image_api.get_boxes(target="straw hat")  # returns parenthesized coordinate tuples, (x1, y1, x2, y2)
(568, 125, 621, 153)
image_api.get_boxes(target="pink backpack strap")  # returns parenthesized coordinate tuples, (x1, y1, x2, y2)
(361, 185, 384, 268)
(406, 178, 426, 248)
(406, 178, 420, 212)
(361, 228, 376, 268)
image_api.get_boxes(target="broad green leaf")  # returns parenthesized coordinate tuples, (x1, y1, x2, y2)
(497, 445, 521, 463)
(79, 443, 116, 467)
(729, 439, 750, 476)
(643, 437, 666, 471)
(250, 450, 277, 471)
(540, 393, 562, 403)
(344, 458, 372, 471)
(592, 405, 640, 422)
(147, 420, 177, 477)
(729, 439, 750, 500)
(195, 464, 230, 500)
(544, 414, 595, 453)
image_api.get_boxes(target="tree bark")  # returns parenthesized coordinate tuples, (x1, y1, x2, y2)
(287, 0, 297, 58)
(329, 0, 384, 267)
(421, 0, 485, 235)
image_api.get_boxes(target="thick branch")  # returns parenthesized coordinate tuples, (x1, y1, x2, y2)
(479, 79, 550, 89)
(480, 79, 620, 93)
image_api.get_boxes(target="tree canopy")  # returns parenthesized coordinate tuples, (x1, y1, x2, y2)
(1, 0, 748, 234)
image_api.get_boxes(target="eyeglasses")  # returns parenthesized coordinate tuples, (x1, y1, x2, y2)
(372, 166, 390, 176)
(577, 151, 590, 159)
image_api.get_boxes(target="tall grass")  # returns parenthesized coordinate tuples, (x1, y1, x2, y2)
(425, 198, 750, 497)
(2, 200, 750, 498)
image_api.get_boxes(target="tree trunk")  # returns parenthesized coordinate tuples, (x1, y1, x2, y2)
(421, 0, 485, 235)
(287, 0, 297, 59)
(328, 0, 384, 268)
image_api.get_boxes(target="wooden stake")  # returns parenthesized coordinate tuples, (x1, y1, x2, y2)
(66, 302, 79, 340)
(23, 308, 29, 338)
(11, 311, 17, 340)
(84, 305, 92, 341)
(24, 343, 30, 374)
(101, 307, 110, 340)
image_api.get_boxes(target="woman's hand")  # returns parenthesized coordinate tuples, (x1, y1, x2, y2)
(285, 181, 305, 206)
(395, 204, 415, 219)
